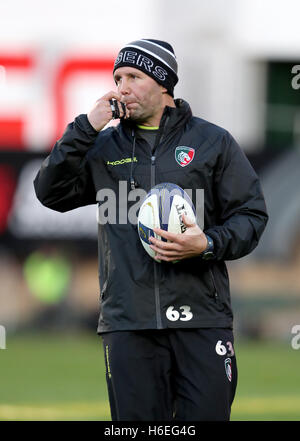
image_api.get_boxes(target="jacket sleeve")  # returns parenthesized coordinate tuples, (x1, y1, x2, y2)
(34, 114, 99, 213)
(204, 131, 268, 261)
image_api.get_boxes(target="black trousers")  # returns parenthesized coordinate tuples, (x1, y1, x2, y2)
(101, 328, 237, 421)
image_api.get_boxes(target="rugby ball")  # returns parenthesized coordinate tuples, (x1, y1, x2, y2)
(137, 183, 196, 261)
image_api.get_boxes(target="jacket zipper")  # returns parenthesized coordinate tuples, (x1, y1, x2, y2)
(150, 113, 169, 330)
(151, 154, 162, 329)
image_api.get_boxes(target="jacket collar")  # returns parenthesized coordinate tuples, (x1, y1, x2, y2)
(118, 98, 192, 138)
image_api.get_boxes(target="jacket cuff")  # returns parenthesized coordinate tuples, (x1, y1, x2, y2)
(75, 114, 100, 137)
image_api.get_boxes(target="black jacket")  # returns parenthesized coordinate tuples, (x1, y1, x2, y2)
(34, 99, 268, 333)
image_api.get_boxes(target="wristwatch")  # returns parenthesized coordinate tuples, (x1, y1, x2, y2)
(200, 235, 215, 260)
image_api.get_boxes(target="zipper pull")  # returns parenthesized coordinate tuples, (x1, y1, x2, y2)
(151, 155, 156, 164)
(130, 178, 137, 190)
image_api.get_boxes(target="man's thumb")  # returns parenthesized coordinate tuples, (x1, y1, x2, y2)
(182, 213, 196, 228)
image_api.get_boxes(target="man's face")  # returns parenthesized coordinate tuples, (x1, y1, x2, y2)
(113, 66, 166, 125)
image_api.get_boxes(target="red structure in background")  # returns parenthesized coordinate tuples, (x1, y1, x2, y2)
(0, 119, 24, 149)
(0, 165, 16, 233)
(0, 51, 115, 239)
(0, 52, 115, 150)
(0, 55, 34, 149)
(53, 57, 114, 143)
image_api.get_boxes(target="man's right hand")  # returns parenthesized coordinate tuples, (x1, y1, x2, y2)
(87, 91, 129, 132)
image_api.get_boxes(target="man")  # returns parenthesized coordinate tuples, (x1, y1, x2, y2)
(34, 39, 268, 421)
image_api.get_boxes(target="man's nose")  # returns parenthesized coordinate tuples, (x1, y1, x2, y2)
(119, 80, 130, 96)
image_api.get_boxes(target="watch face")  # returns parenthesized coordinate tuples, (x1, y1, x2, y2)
(207, 238, 213, 249)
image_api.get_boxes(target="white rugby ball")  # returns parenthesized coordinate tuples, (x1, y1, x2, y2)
(137, 183, 196, 261)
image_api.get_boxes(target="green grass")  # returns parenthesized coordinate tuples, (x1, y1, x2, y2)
(0, 332, 110, 420)
(231, 340, 300, 420)
(0, 332, 299, 421)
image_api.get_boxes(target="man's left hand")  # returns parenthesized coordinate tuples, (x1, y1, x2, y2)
(149, 214, 208, 262)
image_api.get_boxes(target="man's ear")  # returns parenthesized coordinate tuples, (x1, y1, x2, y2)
(160, 85, 168, 94)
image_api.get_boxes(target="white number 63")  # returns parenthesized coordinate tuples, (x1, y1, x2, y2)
(215, 340, 235, 356)
(166, 305, 193, 322)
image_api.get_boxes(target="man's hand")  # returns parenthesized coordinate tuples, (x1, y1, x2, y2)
(149, 214, 208, 262)
(87, 91, 130, 132)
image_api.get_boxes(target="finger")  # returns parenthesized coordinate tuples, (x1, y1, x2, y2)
(150, 243, 181, 255)
(125, 104, 130, 118)
(154, 254, 182, 262)
(152, 228, 182, 243)
(103, 90, 122, 101)
(150, 237, 181, 250)
(181, 213, 196, 228)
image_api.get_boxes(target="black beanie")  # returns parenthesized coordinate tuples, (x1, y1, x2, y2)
(113, 39, 178, 97)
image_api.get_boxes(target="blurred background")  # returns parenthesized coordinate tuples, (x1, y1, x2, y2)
(1, 0, 300, 421)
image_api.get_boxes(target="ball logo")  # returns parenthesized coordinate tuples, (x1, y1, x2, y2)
(175, 146, 195, 167)
(137, 183, 196, 261)
(138, 202, 156, 245)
